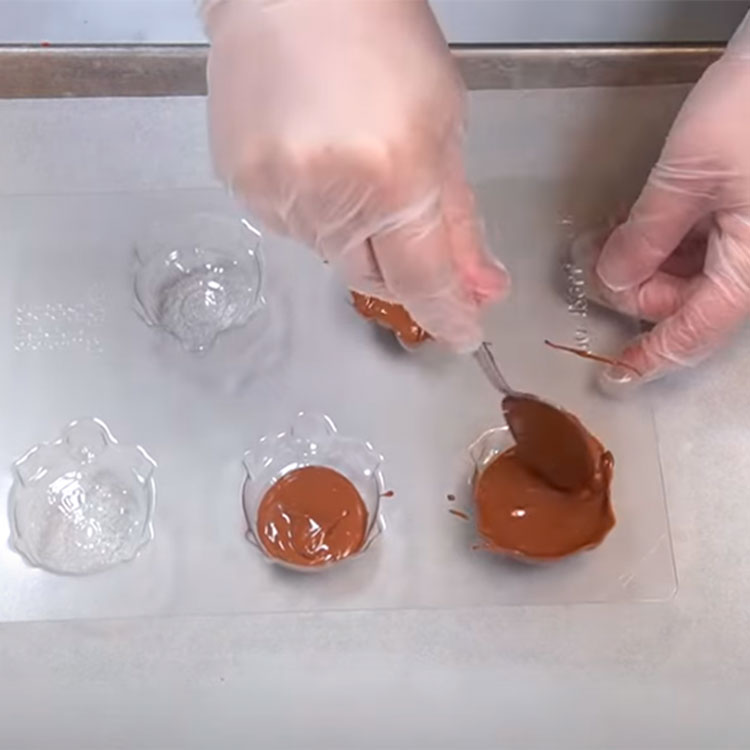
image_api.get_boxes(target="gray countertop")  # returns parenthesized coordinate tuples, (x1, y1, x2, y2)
(0, 88, 748, 749)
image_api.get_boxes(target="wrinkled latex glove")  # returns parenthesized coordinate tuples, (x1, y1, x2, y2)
(593, 13, 750, 392)
(204, 0, 508, 352)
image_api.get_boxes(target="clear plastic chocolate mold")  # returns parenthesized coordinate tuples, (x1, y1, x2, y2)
(8, 418, 156, 575)
(242, 412, 385, 572)
(134, 213, 264, 352)
(468, 425, 514, 478)
(0, 184, 676, 621)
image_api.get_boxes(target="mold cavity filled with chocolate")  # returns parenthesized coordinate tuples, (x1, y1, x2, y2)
(256, 466, 368, 567)
(243, 412, 384, 571)
(473, 401, 615, 561)
(351, 292, 429, 346)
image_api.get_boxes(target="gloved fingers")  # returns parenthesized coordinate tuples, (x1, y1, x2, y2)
(704, 211, 750, 296)
(593, 268, 700, 322)
(600, 275, 748, 395)
(570, 228, 627, 312)
(440, 147, 510, 305)
(226, 150, 306, 242)
(597, 162, 715, 292)
(237, 140, 450, 265)
(658, 219, 710, 277)
(371, 199, 484, 352)
(631, 271, 704, 322)
(571, 228, 703, 322)
(230, 156, 379, 267)
(294, 145, 398, 258)
(335, 240, 391, 301)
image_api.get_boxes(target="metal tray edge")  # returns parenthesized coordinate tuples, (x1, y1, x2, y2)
(0, 43, 722, 98)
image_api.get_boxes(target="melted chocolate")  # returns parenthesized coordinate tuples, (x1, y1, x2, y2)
(256, 466, 367, 567)
(544, 339, 641, 377)
(474, 425, 614, 561)
(351, 292, 429, 346)
(502, 396, 597, 491)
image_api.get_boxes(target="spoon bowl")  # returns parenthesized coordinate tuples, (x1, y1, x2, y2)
(473, 343, 595, 490)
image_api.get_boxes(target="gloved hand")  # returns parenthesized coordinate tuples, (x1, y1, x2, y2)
(592, 13, 750, 391)
(203, 0, 508, 352)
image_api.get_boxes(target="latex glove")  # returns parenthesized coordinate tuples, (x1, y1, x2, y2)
(204, 0, 508, 352)
(593, 13, 750, 391)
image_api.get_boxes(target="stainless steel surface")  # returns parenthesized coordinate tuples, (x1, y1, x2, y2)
(454, 44, 722, 89)
(0, 85, 745, 750)
(0, 43, 722, 99)
(0, 45, 206, 98)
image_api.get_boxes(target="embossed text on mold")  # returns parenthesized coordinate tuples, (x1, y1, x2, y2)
(14, 288, 106, 353)
(564, 261, 591, 352)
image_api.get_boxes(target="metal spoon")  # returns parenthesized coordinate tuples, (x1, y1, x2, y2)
(473, 342, 596, 490)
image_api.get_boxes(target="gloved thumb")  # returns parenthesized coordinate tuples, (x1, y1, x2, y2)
(596, 163, 713, 293)
(599, 268, 747, 396)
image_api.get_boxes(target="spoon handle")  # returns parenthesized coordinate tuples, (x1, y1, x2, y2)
(473, 342, 514, 397)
